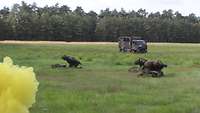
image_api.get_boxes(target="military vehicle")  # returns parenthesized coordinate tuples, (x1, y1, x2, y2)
(118, 36, 147, 53)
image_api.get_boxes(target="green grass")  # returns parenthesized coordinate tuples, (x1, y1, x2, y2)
(1, 43, 200, 113)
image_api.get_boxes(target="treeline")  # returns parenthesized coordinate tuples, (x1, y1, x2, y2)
(0, 1, 200, 42)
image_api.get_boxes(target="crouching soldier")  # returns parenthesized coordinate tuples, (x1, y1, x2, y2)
(134, 58, 167, 77)
(62, 55, 82, 68)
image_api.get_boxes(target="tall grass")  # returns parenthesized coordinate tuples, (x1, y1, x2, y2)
(0, 43, 200, 113)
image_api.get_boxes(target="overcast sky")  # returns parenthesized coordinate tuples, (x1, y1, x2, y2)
(1, 0, 200, 16)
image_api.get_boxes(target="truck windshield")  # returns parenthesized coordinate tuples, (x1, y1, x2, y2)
(123, 38, 130, 41)
(133, 41, 145, 45)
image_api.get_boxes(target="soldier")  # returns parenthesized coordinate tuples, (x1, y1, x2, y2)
(143, 60, 167, 72)
(62, 55, 81, 68)
(134, 58, 167, 77)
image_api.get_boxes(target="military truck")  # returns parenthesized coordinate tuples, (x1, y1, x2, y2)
(118, 36, 147, 53)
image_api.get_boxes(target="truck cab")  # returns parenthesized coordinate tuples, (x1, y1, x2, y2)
(118, 36, 147, 53)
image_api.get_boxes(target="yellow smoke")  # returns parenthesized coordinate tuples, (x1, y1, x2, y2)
(0, 57, 39, 113)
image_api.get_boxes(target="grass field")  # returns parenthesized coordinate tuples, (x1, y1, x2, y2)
(1, 43, 200, 113)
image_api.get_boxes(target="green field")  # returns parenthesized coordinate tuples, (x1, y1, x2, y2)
(1, 43, 200, 113)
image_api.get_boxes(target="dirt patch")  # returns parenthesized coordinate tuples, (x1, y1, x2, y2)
(148, 43, 200, 46)
(0, 40, 117, 45)
(1, 40, 200, 46)
(128, 66, 140, 72)
(174, 67, 194, 72)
